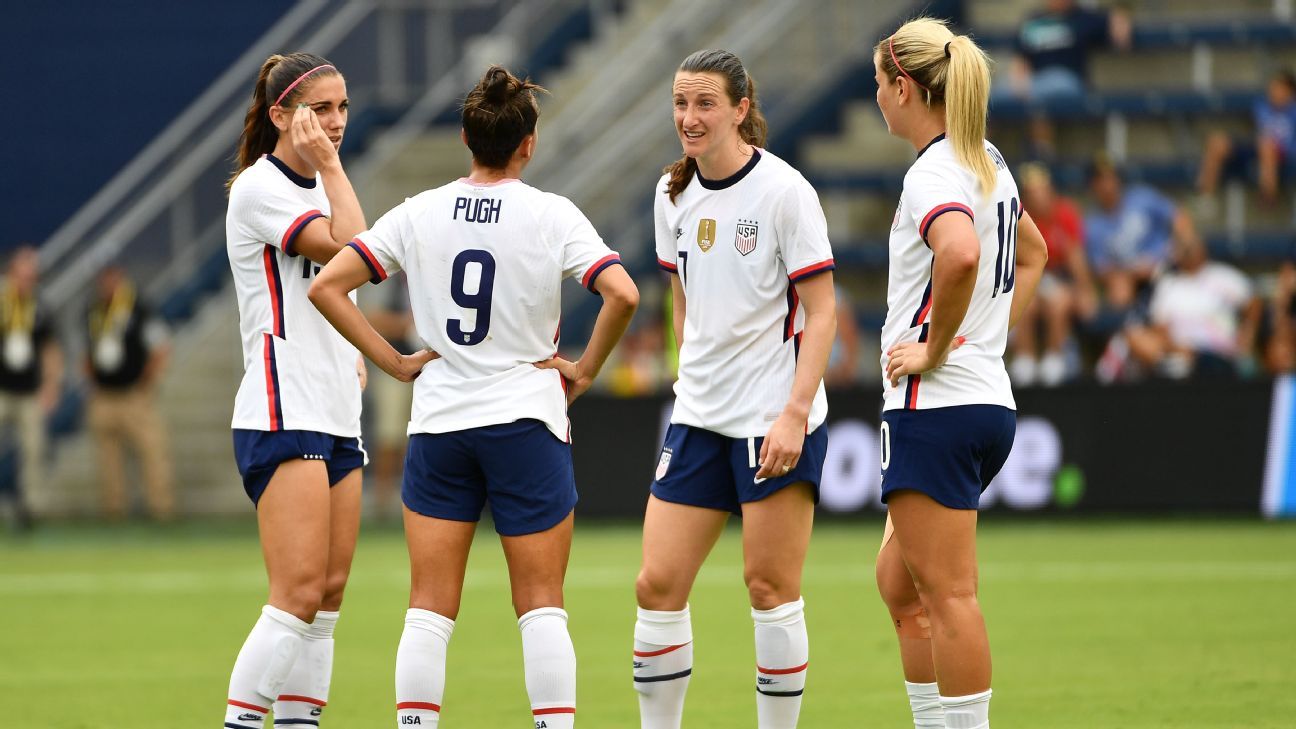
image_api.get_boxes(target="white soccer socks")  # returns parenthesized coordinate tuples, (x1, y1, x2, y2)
(225, 605, 310, 728)
(941, 689, 992, 729)
(395, 608, 455, 727)
(905, 680, 944, 728)
(273, 610, 338, 724)
(519, 607, 577, 728)
(633, 605, 694, 729)
(752, 598, 809, 729)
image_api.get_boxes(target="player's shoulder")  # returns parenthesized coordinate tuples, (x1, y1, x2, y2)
(227, 158, 278, 200)
(752, 149, 811, 189)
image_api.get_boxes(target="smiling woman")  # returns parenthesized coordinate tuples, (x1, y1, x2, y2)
(220, 51, 371, 729)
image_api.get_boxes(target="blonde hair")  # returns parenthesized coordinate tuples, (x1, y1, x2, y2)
(875, 17, 995, 195)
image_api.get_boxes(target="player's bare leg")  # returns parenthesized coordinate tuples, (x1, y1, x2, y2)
(502, 512, 578, 727)
(274, 467, 362, 724)
(225, 460, 331, 728)
(396, 512, 476, 727)
(888, 490, 991, 726)
(877, 514, 943, 727)
(634, 496, 729, 729)
(741, 482, 814, 728)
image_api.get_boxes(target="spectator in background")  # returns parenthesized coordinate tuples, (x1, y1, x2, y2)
(0, 245, 62, 530)
(362, 272, 415, 520)
(1011, 162, 1096, 385)
(1116, 235, 1261, 380)
(1265, 261, 1296, 373)
(84, 265, 174, 521)
(1198, 69, 1296, 204)
(825, 287, 860, 388)
(1002, 0, 1132, 103)
(1085, 155, 1192, 315)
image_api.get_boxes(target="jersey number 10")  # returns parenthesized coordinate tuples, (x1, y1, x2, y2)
(992, 197, 1019, 298)
(447, 249, 496, 346)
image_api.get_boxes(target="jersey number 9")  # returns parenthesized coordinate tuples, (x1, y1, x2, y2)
(447, 249, 496, 346)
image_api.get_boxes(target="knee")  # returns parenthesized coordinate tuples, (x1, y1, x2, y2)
(875, 563, 921, 616)
(744, 572, 795, 611)
(320, 572, 349, 611)
(635, 568, 685, 611)
(277, 576, 327, 621)
(913, 579, 979, 618)
(1205, 131, 1231, 155)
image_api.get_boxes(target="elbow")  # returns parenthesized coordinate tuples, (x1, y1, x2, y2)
(607, 281, 640, 314)
(306, 278, 327, 309)
(950, 247, 980, 275)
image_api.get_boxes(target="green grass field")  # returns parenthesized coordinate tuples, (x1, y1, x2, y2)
(3, 518, 1294, 728)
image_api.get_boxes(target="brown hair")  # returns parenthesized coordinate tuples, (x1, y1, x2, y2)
(875, 18, 996, 195)
(225, 52, 341, 191)
(461, 65, 547, 169)
(664, 49, 768, 203)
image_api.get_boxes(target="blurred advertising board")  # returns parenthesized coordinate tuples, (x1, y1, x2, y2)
(570, 381, 1273, 518)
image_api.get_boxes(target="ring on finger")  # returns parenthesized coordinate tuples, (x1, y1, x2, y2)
(780, 464, 791, 474)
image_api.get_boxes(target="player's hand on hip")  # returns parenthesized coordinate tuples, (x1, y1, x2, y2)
(290, 104, 340, 173)
(534, 356, 593, 406)
(886, 336, 966, 387)
(756, 412, 807, 480)
(392, 349, 439, 383)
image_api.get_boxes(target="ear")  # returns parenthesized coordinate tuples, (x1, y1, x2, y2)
(734, 96, 751, 127)
(518, 133, 537, 161)
(460, 128, 469, 148)
(269, 104, 291, 133)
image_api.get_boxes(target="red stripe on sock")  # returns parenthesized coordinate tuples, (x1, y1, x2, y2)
(633, 642, 690, 657)
(278, 694, 327, 706)
(533, 707, 576, 715)
(757, 661, 809, 675)
(228, 699, 269, 713)
(397, 701, 441, 712)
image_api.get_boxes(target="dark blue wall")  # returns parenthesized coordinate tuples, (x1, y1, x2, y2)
(0, 1, 294, 247)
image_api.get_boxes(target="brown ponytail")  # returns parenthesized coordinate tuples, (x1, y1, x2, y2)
(225, 52, 341, 192)
(665, 49, 767, 203)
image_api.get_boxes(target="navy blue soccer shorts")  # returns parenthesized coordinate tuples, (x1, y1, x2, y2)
(402, 419, 577, 537)
(650, 423, 828, 514)
(232, 429, 368, 506)
(879, 405, 1016, 510)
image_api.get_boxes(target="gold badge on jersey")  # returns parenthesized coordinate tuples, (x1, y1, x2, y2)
(696, 218, 717, 252)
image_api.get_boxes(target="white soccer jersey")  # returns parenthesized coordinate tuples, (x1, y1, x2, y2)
(351, 177, 621, 442)
(226, 155, 362, 435)
(881, 135, 1020, 412)
(654, 149, 833, 438)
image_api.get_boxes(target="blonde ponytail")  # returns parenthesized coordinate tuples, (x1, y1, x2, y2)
(875, 18, 996, 195)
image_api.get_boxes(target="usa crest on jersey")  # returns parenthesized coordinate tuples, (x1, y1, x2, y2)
(735, 219, 758, 256)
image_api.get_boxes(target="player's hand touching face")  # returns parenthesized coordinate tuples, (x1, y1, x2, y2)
(288, 75, 349, 172)
(885, 336, 966, 387)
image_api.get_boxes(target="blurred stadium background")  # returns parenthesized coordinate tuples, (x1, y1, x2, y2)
(2, 0, 1295, 726)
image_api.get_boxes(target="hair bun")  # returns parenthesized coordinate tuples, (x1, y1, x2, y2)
(483, 66, 513, 103)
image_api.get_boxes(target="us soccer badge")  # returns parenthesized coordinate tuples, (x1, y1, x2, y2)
(735, 218, 759, 256)
(656, 448, 673, 480)
(697, 218, 717, 252)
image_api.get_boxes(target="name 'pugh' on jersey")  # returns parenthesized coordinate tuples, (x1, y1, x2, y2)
(351, 177, 621, 443)
(880, 135, 1019, 413)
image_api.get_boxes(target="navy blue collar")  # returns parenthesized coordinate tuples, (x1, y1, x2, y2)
(696, 148, 761, 190)
(267, 154, 317, 189)
(917, 133, 946, 159)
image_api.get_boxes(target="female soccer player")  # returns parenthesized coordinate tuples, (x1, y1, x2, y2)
(871, 19, 1048, 729)
(633, 50, 837, 729)
(223, 52, 416, 729)
(308, 65, 639, 728)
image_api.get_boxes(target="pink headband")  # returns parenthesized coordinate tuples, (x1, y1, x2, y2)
(273, 64, 336, 107)
(888, 37, 929, 94)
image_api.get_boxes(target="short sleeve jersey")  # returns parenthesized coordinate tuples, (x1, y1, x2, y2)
(881, 135, 1018, 412)
(226, 155, 361, 435)
(351, 178, 621, 442)
(654, 149, 834, 438)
